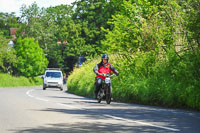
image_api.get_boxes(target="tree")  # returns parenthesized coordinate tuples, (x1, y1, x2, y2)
(0, 32, 17, 73)
(18, 2, 58, 49)
(15, 37, 48, 77)
(102, 0, 188, 53)
(72, 0, 117, 54)
(16, 1, 126, 73)
(18, 3, 84, 72)
(0, 12, 19, 38)
(183, 0, 200, 48)
(45, 5, 87, 72)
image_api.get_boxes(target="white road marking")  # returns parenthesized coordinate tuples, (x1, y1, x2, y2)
(26, 89, 34, 97)
(104, 115, 180, 132)
(26, 89, 49, 102)
(56, 103, 82, 110)
(35, 97, 49, 102)
(26, 89, 180, 132)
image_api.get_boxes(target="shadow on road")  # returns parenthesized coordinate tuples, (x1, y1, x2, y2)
(13, 107, 192, 133)
(47, 95, 93, 101)
(12, 122, 174, 133)
(13, 89, 200, 133)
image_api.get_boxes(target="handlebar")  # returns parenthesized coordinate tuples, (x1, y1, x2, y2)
(98, 73, 116, 77)
(110, 74, 116, 77)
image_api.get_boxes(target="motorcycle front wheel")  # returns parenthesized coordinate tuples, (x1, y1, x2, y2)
(106, 86, 111, 104)
(97, 98, 101, 103)
(97, 91, 101, 103)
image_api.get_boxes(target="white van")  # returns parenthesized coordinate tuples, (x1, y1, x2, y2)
(43, 68, 63, 91)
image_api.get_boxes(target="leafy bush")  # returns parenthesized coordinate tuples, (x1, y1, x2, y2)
(15, 37, 48, 77)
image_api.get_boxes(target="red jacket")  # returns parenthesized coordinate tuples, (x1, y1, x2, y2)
(93, 61, 119, 80)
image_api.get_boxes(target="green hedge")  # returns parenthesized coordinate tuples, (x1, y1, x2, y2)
(0, 73, 43, 87)
(67, 52, 200, 110)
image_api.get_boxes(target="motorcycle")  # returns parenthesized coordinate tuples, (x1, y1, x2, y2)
(97, 73, 115, 104)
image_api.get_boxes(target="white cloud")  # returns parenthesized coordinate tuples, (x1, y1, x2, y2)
(0, 0, 76, 16)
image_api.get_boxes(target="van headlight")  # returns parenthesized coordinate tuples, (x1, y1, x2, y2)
(44, 80, 47, 84)
(58, 81, 62, 85)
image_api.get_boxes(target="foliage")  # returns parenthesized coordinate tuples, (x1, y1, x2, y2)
(15, 1, 128, 73)
(103, 1, 183, 53)
(18, 3, 99, 73)
(0, 12, 19, 37)
(68, 0, 200, 110)
(15, 37, 48, 77)
(72, 0, 119, 54)
(67, 52, 200, 110)
(0, 32, 17, 73)
(183, 0, 200, 48)
(0, 73, 42, 87)
(67, 57, 99, 97)
(1, 0, 200, 109)
(19, 2, 58, 49)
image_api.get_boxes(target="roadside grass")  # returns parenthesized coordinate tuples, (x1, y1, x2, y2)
(67, 58, 99, 98)
(0, 73, 43, 87)
(67, 53, 200, 110)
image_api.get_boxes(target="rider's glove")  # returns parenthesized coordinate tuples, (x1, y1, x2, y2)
(98, 73, 104, 76)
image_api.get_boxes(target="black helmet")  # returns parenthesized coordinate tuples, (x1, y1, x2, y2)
(101, 54, 109, 60)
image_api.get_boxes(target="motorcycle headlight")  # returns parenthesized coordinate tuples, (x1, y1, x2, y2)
(105, 78, 111, 84)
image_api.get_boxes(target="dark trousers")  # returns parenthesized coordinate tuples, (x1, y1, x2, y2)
(95, 78, 103, 96)
(95, 78, 112, 96)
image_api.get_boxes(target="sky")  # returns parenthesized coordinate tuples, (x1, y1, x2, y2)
(0, 0, 76, 16)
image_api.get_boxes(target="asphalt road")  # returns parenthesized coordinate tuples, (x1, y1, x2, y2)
(0, 86, 200, 133)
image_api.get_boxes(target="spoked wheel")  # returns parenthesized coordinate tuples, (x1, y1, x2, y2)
(97, 97, 101, 103)
(106, 87, 112, 104)
(97, 92, 101, 103)
(106, 94, 111, 104)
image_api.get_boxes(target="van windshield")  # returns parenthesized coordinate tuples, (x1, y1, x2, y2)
(46, 72, 61, 78)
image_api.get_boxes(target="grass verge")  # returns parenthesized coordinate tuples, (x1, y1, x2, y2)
(0, 73, 43, 87)
(67, 53, 200, 110)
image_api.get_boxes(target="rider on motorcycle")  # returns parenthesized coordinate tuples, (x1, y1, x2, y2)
(93, 54, 119, 99)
